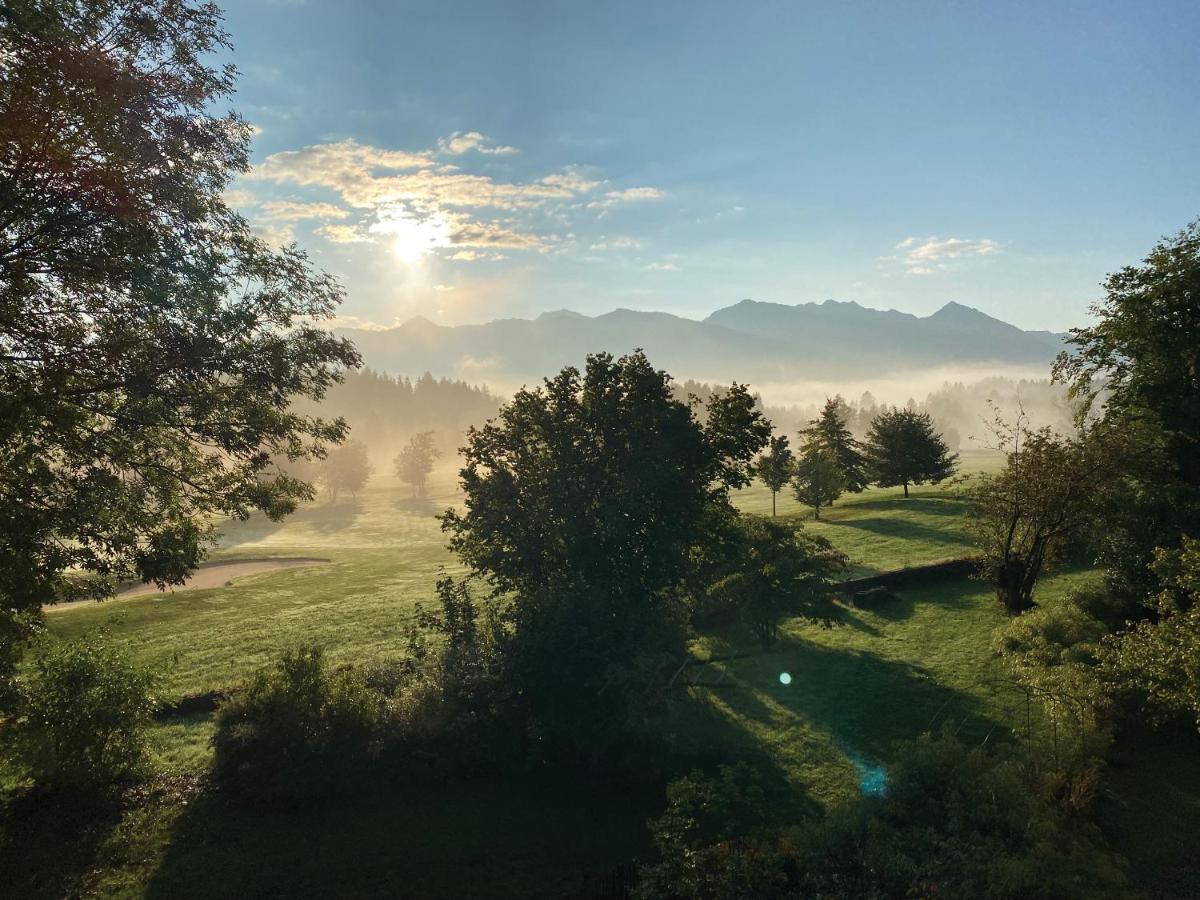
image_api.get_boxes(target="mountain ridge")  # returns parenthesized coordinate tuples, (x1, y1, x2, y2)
(338, 300, 1067, 387)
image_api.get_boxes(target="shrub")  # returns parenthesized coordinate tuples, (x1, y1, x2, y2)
(5, 631, 158, 792)
(637, 735, 1131, 900)
(212, 645, 382, 803)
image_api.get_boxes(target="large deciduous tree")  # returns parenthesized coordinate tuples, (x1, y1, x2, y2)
(1054, 220, 1200, 602)
(0, 0, 358, 658)
(755, 434, 793, 517)
(323, 440, 372, 504)
(863, 409, 957, 497)
(441, 351, 771, 752)
(394, 431, 439, 498)
(801, 396, 868, 495)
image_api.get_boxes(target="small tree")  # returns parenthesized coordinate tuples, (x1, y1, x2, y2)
(706, 517, 844, 647)
(863, 409, 958, 497)
(323, 440, 373, 503)
(969, 420, 1100, 614)
(755, 434, 794, 516)
(792, 448, 845, 520)
(801, 397, 868, 496)
(394, 431, 440, 498)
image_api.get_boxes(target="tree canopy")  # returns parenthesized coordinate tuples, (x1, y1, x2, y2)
(755, 434, 794, 516)
(863, 409, 958, 497)
(0, 0, 358, 630)
(801, 396, 868, 494)
(441, 351, 771, 751)
(792, 447, 845, 519)
(394, 431, 440, 498)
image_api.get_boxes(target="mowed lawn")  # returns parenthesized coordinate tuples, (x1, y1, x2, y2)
(46, 450, 1002, 700)
(15, 448, 1199, 896)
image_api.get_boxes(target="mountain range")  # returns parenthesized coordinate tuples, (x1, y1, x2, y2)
(338, 299, 1067, 389)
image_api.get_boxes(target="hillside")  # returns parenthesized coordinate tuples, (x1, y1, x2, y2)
(339, 300, 1066, 388)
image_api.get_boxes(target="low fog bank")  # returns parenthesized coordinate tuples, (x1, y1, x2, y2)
(301, 363, 1077, 480)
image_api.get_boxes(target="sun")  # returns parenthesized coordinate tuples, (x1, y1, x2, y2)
(371, 211, 451, 264)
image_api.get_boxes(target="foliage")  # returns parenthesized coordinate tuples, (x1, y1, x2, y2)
(993, 592, 1113, 765)
(1054, 220, 1200, 601)
(754, 434, 794, 517)
(791, 447, 845, 519)
(801, 396, 868, 493)
(704, 517, 845, 647)
(969, 419, 1104, 614)
(0, 0, 358, 668)
(4, 631, 159, 791)
(322, 439, 373, 502)
(635, 763, 789, 900)
(863, 408, 958, 498)
(638, 735, 1130, 900)
(394, 431, 440, 498)
(1104, 537, 1200, 730)
(211, 645, 381, 803)
(442, 351, 771, 756)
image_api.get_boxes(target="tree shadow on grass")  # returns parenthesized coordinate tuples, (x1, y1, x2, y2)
(839, 497, 967, 518)
(865, 577, 980, 623)
(143, 773, 662, 899)
(702, 638, 1006, 764)
(217, 503, 361, 549)
(394, 495, 439, 517)
(823, 516, 972, 549)
(0, 787, 131, 899)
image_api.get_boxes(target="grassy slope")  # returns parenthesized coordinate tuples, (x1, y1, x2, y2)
(11, 448, 1197, 896)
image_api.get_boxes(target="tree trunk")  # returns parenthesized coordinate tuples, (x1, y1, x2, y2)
(903, 482, 909, 498)
(813, 504, 820, 521)
(772, 491, 776, 517)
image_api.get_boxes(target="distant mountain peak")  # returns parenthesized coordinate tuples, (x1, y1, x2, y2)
(537, 308, 586, 321)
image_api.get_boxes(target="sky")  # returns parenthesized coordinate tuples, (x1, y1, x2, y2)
(220, 0, 1200, 332)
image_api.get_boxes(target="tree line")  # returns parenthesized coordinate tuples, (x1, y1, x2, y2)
(756, 401, 958, 517)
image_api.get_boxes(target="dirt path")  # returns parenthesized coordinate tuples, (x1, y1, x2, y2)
(46, 557, 330, 612)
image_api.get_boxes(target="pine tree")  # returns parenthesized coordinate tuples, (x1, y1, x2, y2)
(800, 397, 868, 499)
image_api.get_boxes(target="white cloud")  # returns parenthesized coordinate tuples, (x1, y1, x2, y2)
(588, 186, 666, 209)
(251, 222, 294, 248)
(241, 134, 663, 267)
(606, 187, 664, 202)
(316, 223, 370, 243)
(434, 284, 456, 292)
(644, 262, 679, 271)
(437, 131, 518, 156)
(259, 200, 350, 221)
(894, 236, 1001, 274)
(589, 236, 642, 251)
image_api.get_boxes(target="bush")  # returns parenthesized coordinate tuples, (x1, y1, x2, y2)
(637, 735, 1131, 900)
(212, 645, 382, 804)
(4, 631, 158, 792)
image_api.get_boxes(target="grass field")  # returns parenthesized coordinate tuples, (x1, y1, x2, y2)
(8, 447, 1198, 897)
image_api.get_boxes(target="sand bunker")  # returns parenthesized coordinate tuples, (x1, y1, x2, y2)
(46, 557, 330, 611)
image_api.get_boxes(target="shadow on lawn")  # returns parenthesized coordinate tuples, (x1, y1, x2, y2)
(217, 502, 362, 548)
(838, 497, 967, 518)
(823, 516, 972, 549)
(714, 638, 1007, 761)
(142, 774, 660, 900)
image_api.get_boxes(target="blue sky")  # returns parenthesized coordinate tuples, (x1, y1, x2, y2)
(221, 0, 1200, 331)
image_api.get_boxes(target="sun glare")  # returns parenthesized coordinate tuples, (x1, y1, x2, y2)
(371, 212, 451, 265)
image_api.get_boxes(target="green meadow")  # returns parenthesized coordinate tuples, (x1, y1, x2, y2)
(9, 447, 1196, 897)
